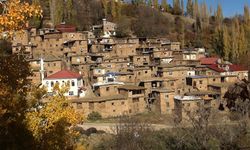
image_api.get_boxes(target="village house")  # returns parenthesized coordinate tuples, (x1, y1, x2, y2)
(11, 22, 249, 119)
(174, 95, 210, 121)
(42, 70, 85, 97)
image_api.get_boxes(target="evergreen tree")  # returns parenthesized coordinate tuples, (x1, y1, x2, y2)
(186, 0, 193, 17)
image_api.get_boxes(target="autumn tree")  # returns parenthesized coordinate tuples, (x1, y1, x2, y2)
(64, 0, 77, 24)
(153, 0, 158, 9)
(173, 0, 181, 15)
(102, 0, 108, 17)
(215, 4, 223, 27)
(0, 0, 42, 38)
(186, 0, 193, 17)
(25, 84, 82, 149)
(161, 0, 167, 12)
(222, 25, 231, 60)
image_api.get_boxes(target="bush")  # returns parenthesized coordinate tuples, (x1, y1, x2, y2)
(87, 112, 102, 121)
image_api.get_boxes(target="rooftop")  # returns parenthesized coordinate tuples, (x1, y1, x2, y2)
(45, 70, 82, 79)
(118, 85, 146, 90)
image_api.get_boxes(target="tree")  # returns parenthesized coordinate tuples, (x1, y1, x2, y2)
(161, 0, 167, 12)
(222, 25, 231, 60)
(65, 0, 77, 24)
(186, 0, 193, 17)
(25, 84, 82, 149)
(215, 4, 223, 27)
(111, 0, 117, 19)
(0, 0, 42, 38)
(54, 0, 64, 25)
(147, 0, 152, 7)
(193, 0, 199, 19)
(173, 0, 181, 15)
(0, 54, 34, 149)
(153, 0, 158, 9)
(181, 0, 184, 16)
(102, 0, 108, 17)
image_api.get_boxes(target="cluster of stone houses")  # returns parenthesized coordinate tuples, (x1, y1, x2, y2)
(12, 20, 249, 121)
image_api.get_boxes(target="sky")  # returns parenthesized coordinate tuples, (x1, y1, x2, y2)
(166, 0, 250, 17)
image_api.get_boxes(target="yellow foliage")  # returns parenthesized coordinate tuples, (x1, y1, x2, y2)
(25, 86, 83, 149)
(0, 0, 42, 38)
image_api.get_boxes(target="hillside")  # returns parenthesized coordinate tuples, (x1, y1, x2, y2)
(29, 0, 250, 65)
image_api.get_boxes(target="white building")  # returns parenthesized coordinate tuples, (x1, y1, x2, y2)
(42, 70, 85, 97)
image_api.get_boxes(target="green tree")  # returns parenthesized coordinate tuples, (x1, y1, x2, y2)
(147, 0, 152, 7)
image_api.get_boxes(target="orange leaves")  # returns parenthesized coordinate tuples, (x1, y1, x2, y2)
(0, 0, 42, 38)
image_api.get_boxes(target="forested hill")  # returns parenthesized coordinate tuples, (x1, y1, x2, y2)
(28, 0, 250, 65)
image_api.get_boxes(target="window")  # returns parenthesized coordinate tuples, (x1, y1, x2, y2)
(121, 101, 125, 105)
(106, 87, 110, 91)
(138, 72, 141, 75)
(199, 80, 203, 84)
(145, 71, 148, 74)
(112, 102, 114, 105)
(143, 58, 146, 61)
(71, 80, 75, 86)
(169, 71, 173, 75)
(46, 81, 49, 87)
(77, 103, 82, 109)
(69, 91, 74, 95)
(213, 78, 216, 81)
(166, 102, 170, 107)
(132, 98, 139, 103)
(137, 58, 140, 61)
(47, 63, 50, 67)
(51, 81, 54, 87)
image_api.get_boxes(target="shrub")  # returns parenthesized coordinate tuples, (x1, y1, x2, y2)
(87, 112, 102, 121)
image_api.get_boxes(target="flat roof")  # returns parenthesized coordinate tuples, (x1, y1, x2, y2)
(118, 85, 146, 90)
(152, 88, 175, 93)
(185, 91, 220, 95)
(71, 94, 126, 103)
(208, 83, 235, 88)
